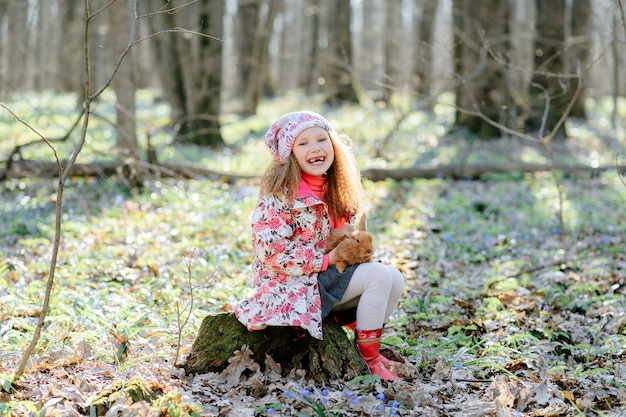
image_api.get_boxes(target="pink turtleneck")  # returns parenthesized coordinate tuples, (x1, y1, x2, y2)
(299, 172, 348, 229)
(300, 172, 334, 271)
(301, 172, 326, 201)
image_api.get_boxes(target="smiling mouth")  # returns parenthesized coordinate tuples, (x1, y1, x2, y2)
(308, 156, 326, 164)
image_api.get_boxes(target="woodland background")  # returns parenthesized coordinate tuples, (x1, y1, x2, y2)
(1, 0, 626, 416)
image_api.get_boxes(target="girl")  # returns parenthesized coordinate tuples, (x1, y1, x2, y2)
(234, 111, 405, 380)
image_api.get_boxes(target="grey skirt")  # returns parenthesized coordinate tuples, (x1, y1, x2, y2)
(317, 263, 359, 319)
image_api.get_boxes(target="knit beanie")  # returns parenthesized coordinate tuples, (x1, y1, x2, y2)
(265, 111, 334, 164)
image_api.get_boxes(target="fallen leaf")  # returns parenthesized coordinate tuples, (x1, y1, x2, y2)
(219, 345, 261, 388)
(531, 380, 551, 406)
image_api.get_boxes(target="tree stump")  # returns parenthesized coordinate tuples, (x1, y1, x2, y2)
(182, 312, 368, 382)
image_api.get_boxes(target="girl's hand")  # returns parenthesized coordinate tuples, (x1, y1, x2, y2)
(327, 247, 338, 266)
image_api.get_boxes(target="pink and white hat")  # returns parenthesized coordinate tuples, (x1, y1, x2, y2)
(265, 111, 334, 164)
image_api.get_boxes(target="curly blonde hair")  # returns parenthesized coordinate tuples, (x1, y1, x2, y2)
(260, 131, 362, 221)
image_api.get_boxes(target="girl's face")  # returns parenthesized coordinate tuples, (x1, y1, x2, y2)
(292, 126, 335, 177)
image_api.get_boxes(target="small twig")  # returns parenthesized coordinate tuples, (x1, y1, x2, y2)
(542, 66, 583, 245)
(174, 250, 198, 367)
(136, 0, 198, 19)
(174, 250, 221, 366)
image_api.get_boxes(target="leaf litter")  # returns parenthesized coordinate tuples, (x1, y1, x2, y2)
(1, 161, 625, 415)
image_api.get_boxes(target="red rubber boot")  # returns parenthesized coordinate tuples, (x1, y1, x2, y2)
(379, 354, 403, 368)
(355, 329, 402, 381)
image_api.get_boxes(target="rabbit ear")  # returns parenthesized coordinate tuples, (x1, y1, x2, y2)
(359, 213, 367, 232)
(344, 223, 355, 233)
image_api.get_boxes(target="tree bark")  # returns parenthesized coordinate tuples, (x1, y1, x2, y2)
(182, 313, 368, 383)
(109, 0, 143, 187)
(357, 0, 383, 95)
(303, 0, 322, 95)
(4, 1, 28, 93)
(142, 0, 225, 147)
(453, 0, 513, 139)
(242, 0, 281, 115)
(380, 0, 403, 103)
(233, 0, 261, 101)
(527, 0, 590, 139)
(184, 0, 224, 146)
(53, 0, 85, 94)
(323, 0, 360, 105)
(413, 0, 438, 98)
(567, 0, 591, 118)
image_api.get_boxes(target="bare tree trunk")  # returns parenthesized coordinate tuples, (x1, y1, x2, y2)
(30, 1, 61, 91)
(527, 0, 589, 139)
(56, 0, 86, 97)
(356, 0, 383, 95)
(303, 0, 322, 94)
(612, 11, 621, 131)
(5, 1, 28, 93)
(567, 0, 590, 118)
(506, 0, 535, 133)
(143, 0, 225, 147)
(242, 0, 281, 115)
(234, 0, 261, 101)
(142, 2, 185, 124)
(192, 0, 225, 146)
(0, 0, 7, 96)
(298, 0, 321, 95)
(381, 0, 403, 102)
(453, 0, 512, 138)
(413, 0, 438, 98)
(110, 0, 142, 187)
(324, 0, 360, 104)
(279, 0, 308, 92)
(88, 0, 111, 93)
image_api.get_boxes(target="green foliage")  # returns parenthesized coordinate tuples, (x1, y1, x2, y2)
(0, 400, 40, 417)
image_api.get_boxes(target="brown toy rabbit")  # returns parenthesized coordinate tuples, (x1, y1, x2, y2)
(325, 213, 374, 273)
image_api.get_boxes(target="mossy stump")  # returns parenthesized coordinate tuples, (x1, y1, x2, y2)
(183, 312, 368, 382)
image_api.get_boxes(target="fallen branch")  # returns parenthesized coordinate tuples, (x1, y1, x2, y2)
(3, 159, 624, 181)
(362, 162, 626, 181)
(0, 159, 257, 181)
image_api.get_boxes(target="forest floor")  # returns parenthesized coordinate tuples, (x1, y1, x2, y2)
(1, 93, 626, 416)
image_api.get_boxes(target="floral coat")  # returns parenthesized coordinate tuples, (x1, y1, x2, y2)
(234, 181, 346, 340)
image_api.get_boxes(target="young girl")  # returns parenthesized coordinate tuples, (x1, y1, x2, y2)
(234, 111, 405, 380)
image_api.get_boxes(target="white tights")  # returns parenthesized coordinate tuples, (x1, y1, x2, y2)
(331, 262, 404, 330)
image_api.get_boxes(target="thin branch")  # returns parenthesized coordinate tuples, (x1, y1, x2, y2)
(90, 26, 220, 100)
(453, 106, 539, 143)
(88, 0, 118, 19)
(0, 108, 85, 181)
(6, 116, 64, 381)
(541, 66, 583, 145)
(89, 0, 138, 100)
(174, 250, 197, 367)
(136, 0, 198, 19)
(0, 106, 63, 175)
